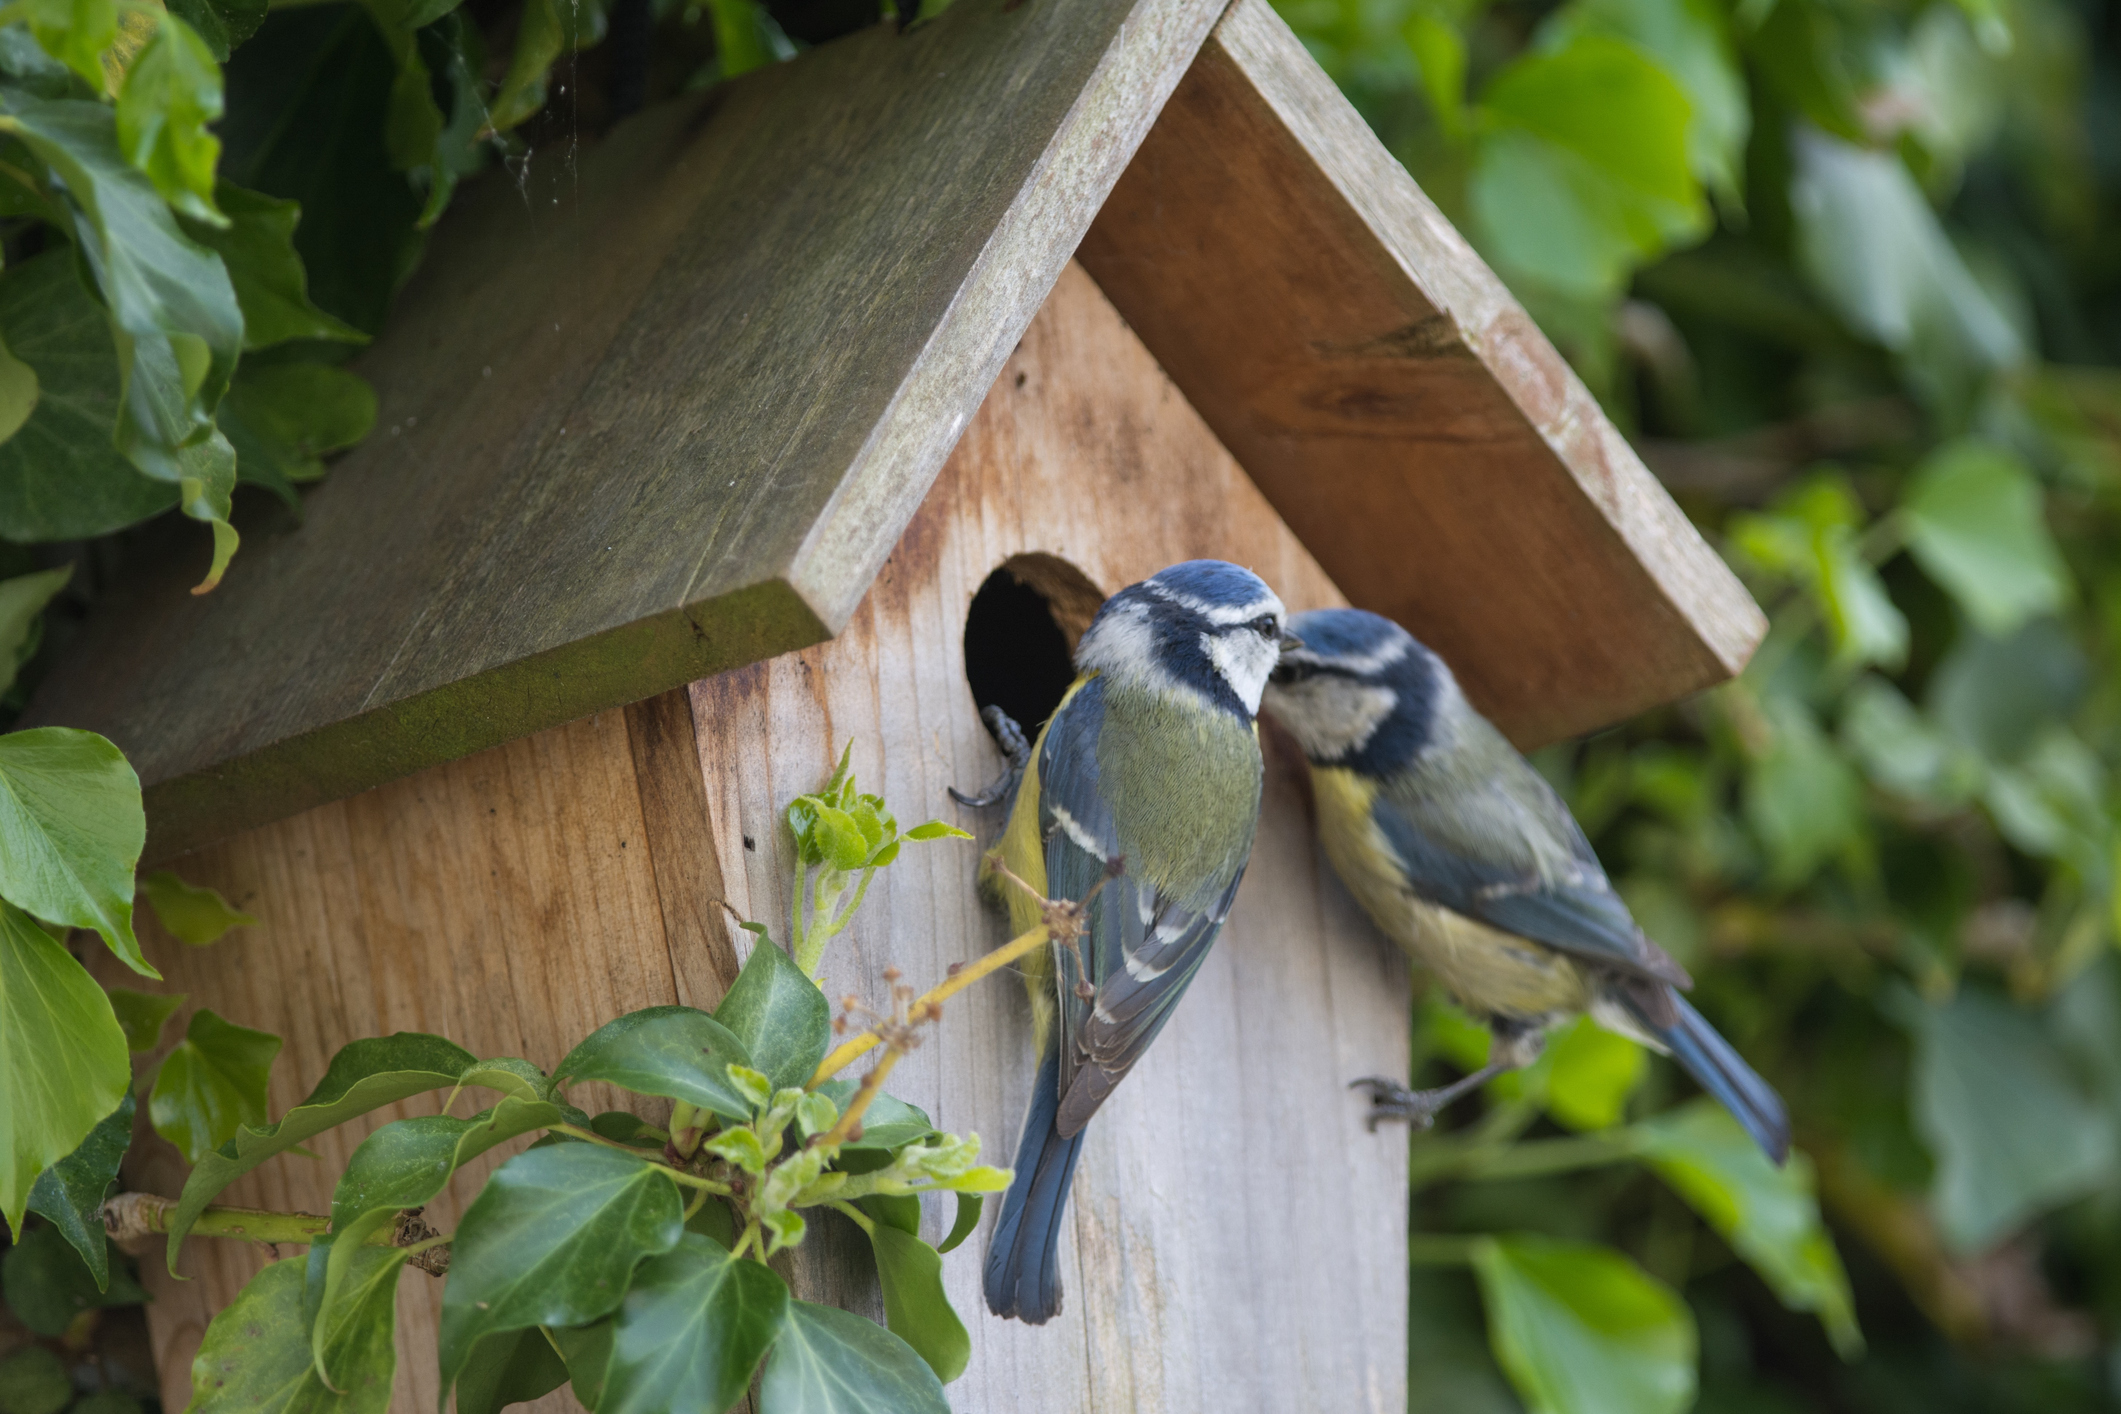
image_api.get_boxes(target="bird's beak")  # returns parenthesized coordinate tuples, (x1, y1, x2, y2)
(1279, 630, 1305, 652)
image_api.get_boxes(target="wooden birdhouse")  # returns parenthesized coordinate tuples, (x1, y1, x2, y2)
(28, 0, 1764, 1406)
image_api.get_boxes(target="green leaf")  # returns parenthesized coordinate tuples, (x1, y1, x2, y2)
(437, 1143, 686, 1402)
(865, 1224, 970, 1384)
(1470, 1235, 1696, 1414)
(1531, 1016, 1644, 1130)
(0, 902, 128, 1241)
(715, 938, 831, 1091)
(598, 1231, 790, 1414)
(1899, 986, 2116, 1252)
(705, 0, 776, 81)
(148, 1006, 281, 1162)
(1, 1219, 144, 1336)
(182, 184, 366, 348)
(1790, 127, 2022, 404)
(138, 869, 255, 946)
(165, 1031, 477, 1271)
(189, 1254, 399, 1413)
(0, 726, 148, 976)
(1742, 695, 1865, 886)
(165, 0, 266, 60)
(811, 804, 870, 871)
(26, 1091, 132, 1288)
(1636, 1101, 1861, 1357)
(812, 1081, 934, 1151)
(937, 1192, 981, 1253)
(329, 1096, 571, 1234)
(859, 1193, 921, 1236)
(554, 1005, 755, 1121)
(0, 91, 244, 488)
(219, 360, 377, 503)
(1541, 0, 1747, 199)
(0, 253, 178, 541)
(22, 0, 119, 93)
(106, 987, 183, 1052)
(760, 1299, 950, 1414)
(0, 331, 36, 445)
(487, 0, 606, 131)
(452, 1328, 569, 1414)
(0, 567, 70, 701)
(1471, 33, 1705, 298)
(902, 821, 972, 842)
(114, 13, 224, 223)
(1902, 440, 2071, 635)
(1839, 676, 1981, 806)
(554, 1320, 614, 1408)
(0, 1346, 72, 1414)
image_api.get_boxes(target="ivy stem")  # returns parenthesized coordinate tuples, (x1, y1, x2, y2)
(817, 1047, 905, 1147)
(828, 1199, 876, 1236)
(547, 1125, 733, 1192)
(102, 1194, 332, 1246)
(808, 922, 1050, 1086)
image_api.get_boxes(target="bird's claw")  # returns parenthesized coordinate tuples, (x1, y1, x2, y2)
(1350, 1076, 1441, 1133)
(950, 706, 1033, 809)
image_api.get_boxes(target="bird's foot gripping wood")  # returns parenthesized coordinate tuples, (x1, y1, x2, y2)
(949, 705, 1033, 808)
(1350, 1065, 1508, 1133)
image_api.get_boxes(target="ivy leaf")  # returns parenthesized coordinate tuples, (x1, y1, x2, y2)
(148, 1006, 282, 1163)
(0, 253, 178, 542)
(115, 13, 224, 224)
(0, 902, 128, 1240)
(105, 987, 184, 1052)
(1, 1220, 145, 1336)
(165, 0, 267, 60)
(1515, 1016, 1644, 1131)
(812, 1082, 934, 1151)
(937, 1192, 981, 1253)
(761, 1299, 950, 1414)
(138, 869, 255, 946)
(1899, 986, 2116, 1252)
(437, 1143, 686, 1402)
(0, 726, 148, 976)
(218, 361, 377, 505)
(1470, 1235, 1696, 1414)
(0, 331, 36, 445)
(487, 0, 607, 132)
(901, 821, 971, 842)
(1902, 440, 2071, 636)
(0, 1346, 72, 1414)
(598, 1231, 790, 1414)
(329, 1096, 573, 1235)
(714, 937, 830, 1091)
(0, 91, 244, 484)
(23, 0, 119, 93)
(1743, 695, 1865, 887)
(188, 1255, 398, 1414)
(452, 1328, 569, 1414)
(864, 1224, 970, 1384)
(0, 567, 71, 701)
(165, 1031, 476, 1271)
(1636, 1101, 1861, 1357)
(554, 1005, 755, 1121)
(1540, 0, 1747, 200)
(180, 184, 366, 348)
(26, 1092, 133, 1287)
(1471, 33, 1705, 298)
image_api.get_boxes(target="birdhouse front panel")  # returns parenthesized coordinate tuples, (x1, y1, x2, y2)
(106, 262, 1409, 1412)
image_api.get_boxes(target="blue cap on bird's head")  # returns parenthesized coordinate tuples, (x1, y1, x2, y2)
(1076, 559, 1294, 720)
(1263, 607, 1452, 771)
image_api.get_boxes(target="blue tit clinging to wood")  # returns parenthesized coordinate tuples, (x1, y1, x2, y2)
(1260, 608, 1790, 1163)
(982, 560, 1297, 1324)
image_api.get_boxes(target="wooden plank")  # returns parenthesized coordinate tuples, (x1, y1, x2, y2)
(97, 709, 691, 1413)
(1077, 0, 1766, 747)
(26, 0, 1227, 861)
(691, 263, 1408, 1411)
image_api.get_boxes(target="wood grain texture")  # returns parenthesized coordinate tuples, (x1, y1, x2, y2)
(1077, 0, 1766, 748)
(26, 0, 1226, 861)
(97, 707, 720, 1414)
(692, 263, 1409, 1411)
(110, 263, 1410, 1411)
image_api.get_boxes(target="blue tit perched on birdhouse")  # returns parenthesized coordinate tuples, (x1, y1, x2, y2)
(1260, 608, 1789, 1163)
(982, 560, 1298, 1324)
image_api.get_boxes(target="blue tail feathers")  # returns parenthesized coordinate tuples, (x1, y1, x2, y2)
(984, 1051, 1087, 1323)
(1654, 994, 1791, 1164)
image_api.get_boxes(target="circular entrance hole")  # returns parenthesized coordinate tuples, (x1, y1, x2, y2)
(962, 554, 1105, 736)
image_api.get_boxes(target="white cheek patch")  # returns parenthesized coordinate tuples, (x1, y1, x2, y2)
(1204, 630, 1278, 715)
(1264, 677, 1398, 760)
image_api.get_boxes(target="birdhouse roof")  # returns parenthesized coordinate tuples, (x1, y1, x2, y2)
(26, 0, 1763, 859)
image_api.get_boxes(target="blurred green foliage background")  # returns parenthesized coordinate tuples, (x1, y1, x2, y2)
(1269, 0, 2121, 1406)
